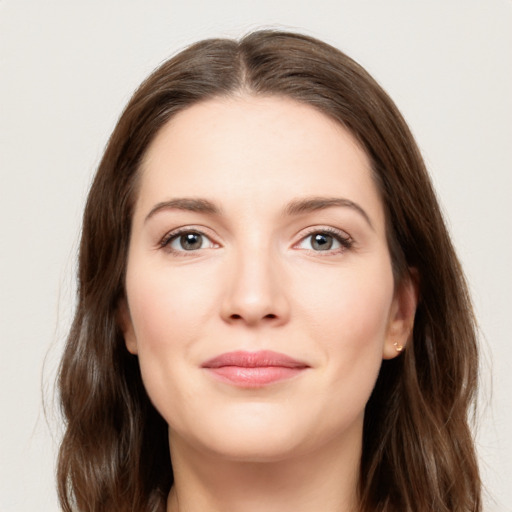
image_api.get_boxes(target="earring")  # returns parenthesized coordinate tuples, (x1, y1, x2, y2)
(393, 341, 404, 353)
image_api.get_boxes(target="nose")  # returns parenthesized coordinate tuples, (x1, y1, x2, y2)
(220, 247, 291, 327)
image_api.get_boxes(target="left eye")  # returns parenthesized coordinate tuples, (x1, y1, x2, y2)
(166, 231, 215, 252)
(296, 231, 350, 252)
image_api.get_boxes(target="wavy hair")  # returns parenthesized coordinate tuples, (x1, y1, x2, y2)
(57, 30, 481, 511)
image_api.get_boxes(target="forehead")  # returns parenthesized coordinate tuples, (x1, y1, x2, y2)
(136, 95, 384, 228)
(143, 94, 369, 174)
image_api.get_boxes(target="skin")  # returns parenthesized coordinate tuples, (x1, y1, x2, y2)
(120, 95, 417, 512)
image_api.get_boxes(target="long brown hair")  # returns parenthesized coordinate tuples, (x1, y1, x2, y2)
(57, 30, 481, 511)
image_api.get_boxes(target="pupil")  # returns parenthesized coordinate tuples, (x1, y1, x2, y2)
(312, 233, 333, 251)
(181, 233, 202, 250)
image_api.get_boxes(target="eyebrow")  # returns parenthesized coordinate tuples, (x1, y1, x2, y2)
(145, 198, 222, 223)
(284, 196, 374, 229)
(145, 195, 373, 229)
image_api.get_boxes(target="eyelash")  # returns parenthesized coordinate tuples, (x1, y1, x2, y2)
(294, 227, 353, 254)
(159, 226, 353, 255)
(159, 227, 217, 256)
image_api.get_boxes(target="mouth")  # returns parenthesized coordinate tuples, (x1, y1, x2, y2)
(201, 350, 310, 388)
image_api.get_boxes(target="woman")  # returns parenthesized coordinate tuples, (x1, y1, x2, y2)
(57, 30, 481, 511)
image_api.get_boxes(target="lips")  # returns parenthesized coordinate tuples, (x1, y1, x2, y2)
(201, 350, 309, 388)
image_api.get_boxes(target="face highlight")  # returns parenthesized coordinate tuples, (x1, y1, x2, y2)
(120, 95, 416, 463)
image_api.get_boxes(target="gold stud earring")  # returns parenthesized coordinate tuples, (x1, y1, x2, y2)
(393, 341, 404, 353)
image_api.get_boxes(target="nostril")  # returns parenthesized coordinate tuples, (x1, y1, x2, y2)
(229, 313, 277, 321)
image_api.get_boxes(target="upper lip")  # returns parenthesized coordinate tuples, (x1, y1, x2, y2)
(201, 350, 309, 369)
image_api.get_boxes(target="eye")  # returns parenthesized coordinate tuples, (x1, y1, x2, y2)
(295, 229, 353, 253)
(161, 230, 216, 253)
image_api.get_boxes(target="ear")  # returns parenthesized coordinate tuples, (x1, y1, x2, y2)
(117, 298, 138, 355)
(382, 269, 419, 360)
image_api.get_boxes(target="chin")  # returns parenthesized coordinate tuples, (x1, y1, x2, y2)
(171, 404, 313, 463)
(197, 430, 304, 463)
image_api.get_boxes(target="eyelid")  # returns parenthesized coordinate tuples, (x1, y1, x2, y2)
(157, 224, 353, 255)
(292, 226, 354, 253)
(158, 225, 220, 252)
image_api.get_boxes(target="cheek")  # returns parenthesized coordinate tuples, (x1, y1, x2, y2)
(297, 258, 394, 374)
(124, 255, 232, 415)
(301, 253, 393, 320)
(126, 260, 218, 351)
(124, 270, 202, 428)
(293, 261, 394, 428)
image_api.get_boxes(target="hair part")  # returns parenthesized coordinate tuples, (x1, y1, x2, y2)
(57, 30, 481, 511)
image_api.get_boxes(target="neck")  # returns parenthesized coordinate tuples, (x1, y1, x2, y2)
(166, 427, 361, 512)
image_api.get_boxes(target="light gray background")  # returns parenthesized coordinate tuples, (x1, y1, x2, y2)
(1, 1, 510, 510)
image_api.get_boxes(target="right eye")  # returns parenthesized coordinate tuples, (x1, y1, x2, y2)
(162, 230, 216, 253)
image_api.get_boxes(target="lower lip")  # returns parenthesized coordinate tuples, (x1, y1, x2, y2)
(205, 366, 306, 388)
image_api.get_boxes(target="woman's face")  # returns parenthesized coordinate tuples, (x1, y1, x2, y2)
(121, 95, 415, 462)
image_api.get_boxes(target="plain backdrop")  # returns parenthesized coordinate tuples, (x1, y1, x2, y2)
(1, 1, 511, 510)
